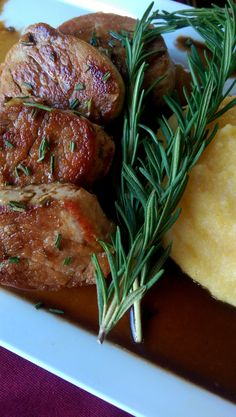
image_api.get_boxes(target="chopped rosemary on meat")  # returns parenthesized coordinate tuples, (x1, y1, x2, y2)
(8, 256, 20, 263)
(69, 98, 79, 110)
(35, 301, 44, 309)
(49, 51, 57, 62)
(93, 1, 236, 343)
(50, 154, 55, 174)
(90, 30, 98, 46)
(54, 233, 62, 250)
(4, 139, 14, 149)
(30, 108, 38, 119)
(22, 81, 33, 91)
(17, 163, 31, 176)
(20, 40, 34, 46)
(70, 141, 75, 153)
(8, 201, 27, 212)
(63, 256, 72, 266)
(14, 167, 20, 178)
(37, 137, 50, 162)
(108, 39, 115, 48)
(86, 98, 92, 112)
(102, 71, 111, 82)
(84, 64, 90, 72)
(23, 102, 53, 112)
(48, 308, 65, 315)
(75, 82, 85, 91)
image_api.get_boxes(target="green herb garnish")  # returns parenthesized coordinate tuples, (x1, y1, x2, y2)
(23, 102, 53, 112)
(69, 98, 79, 110)
(54, 233, 62, 250)
(48, 308, 64, 315)
(17, 163, 31, 176)
(63, 256, 72, 266)
(8, 201, 27, 212)
(75, 82, 85, 91)
(86, 98, 92, 112)
(102, 71, 111, 82)
(90, 30, 98, 46)
(4, 139, 14, 149)
(70, 141, 75, 153)
(50, 154, 55, 174)
(35, 301, 44, 309)
(108, 39, 115, 48)
(93, 1, 236, 343)
(8, 256, 20, 264)
(37, 137, 50, 162)
(22, 81, 33, 90)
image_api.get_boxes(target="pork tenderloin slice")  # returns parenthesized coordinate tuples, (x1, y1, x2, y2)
(59, 12, 176, 108)
(0, 23, 125, 123)
(0, 99, 114, 187)
(0, 183, 114, 290)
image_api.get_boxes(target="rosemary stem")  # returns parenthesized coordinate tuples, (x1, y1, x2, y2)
(98, 295, 119, 343)
(130, 279, 142, 343)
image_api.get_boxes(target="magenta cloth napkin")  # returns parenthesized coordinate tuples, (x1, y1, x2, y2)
(0, 347, 133, 417)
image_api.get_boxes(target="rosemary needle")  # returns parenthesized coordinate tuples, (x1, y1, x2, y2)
(35, 301, 44, 310)
(48, 308, 64, 315)
(93, 1, 236, 343)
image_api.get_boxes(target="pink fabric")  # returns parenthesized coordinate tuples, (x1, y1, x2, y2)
(0, 347, 132, 417)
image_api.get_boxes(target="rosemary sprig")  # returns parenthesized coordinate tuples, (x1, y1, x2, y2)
(93, 1, 236, 343)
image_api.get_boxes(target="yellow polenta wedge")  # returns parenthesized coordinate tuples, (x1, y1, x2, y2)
(164, 96, 236, 306)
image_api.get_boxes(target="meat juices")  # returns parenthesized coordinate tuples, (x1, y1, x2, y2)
(0, 100, 115, 187)
(0, 183, 114, 290)
(0, 23, 125, 124)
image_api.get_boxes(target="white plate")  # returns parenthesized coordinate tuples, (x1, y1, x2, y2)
(0, 1, 236, 416)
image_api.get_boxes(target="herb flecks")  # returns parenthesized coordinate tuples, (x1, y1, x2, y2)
(8, 256, 20, 264)
(69, 98, 79, 110)
(4, 139, 14, 149)
(50, 154, 55, 175)
(54, 233, 62, 250)
(17, 163, 31, 176)
(90, 30, 98, 46)
(8, 201, 27, 212)
(85, 98, 92, 112)
(70, 141, 75, 153)
(102, 71, 111, 82)
(48, 308, 64, 315)
(63, 256, 72, 266)
(37, 137, 50, 162)
(108, 39, 116, 48)
(22, 81, 33, 91)
(35, 301, 44, 309)
(75, 82, 85, 91)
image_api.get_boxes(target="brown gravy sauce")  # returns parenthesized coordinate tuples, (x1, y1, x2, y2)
(9, 260, 236, 404)
(176, 35, 236, 78)
(0, 0, 20, 63)
(1, 14, 236, 406)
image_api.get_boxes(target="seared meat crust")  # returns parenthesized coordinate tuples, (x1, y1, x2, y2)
(59, 13, 176, 107)
(0, 100, 114, 187)
(0, 183, 114, 290)
(0, 23, 125, 123)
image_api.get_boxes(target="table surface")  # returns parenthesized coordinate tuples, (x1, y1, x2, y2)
(0, 346, 132, 417)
